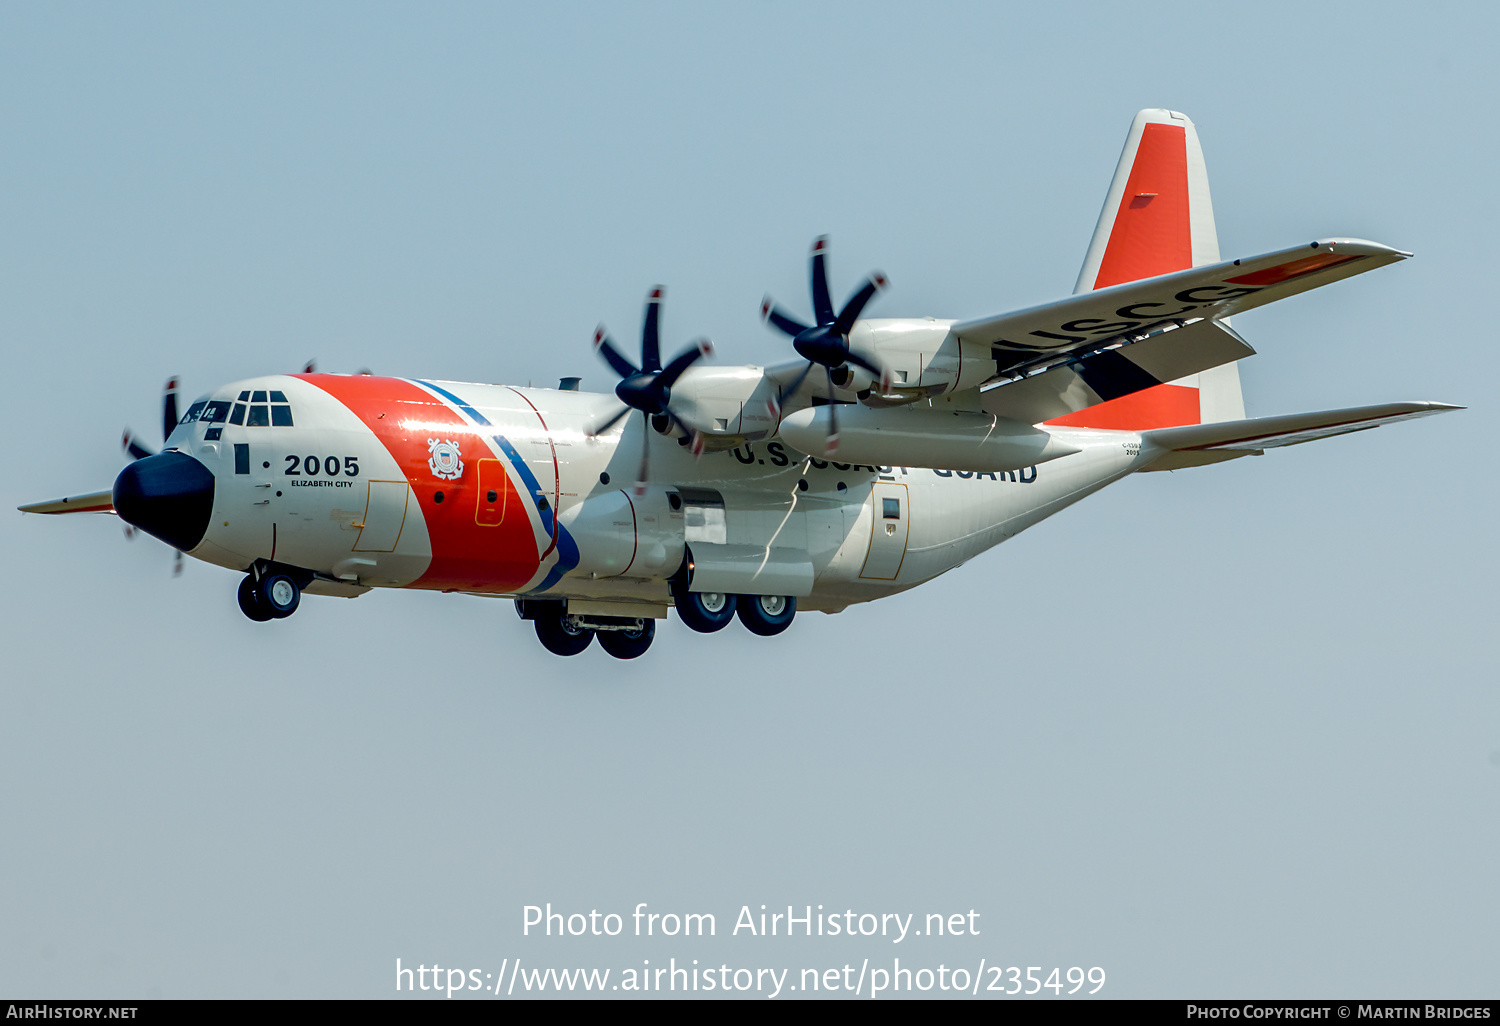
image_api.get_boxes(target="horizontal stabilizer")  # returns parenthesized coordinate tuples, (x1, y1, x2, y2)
(1139, 401, 1460, 471)
(955, 238, 1408, 378)
(18, 490, 116, 515)
(980, 317, 1254, 425)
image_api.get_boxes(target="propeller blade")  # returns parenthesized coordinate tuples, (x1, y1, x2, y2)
(779, 360, 815, 403)
(655, 338, 712, 390)
(810, 236, 835, 326)
(634, 412, 650, 496)
(161, 378, 180, 443)
(761, 297, 810, 339)
(585, 403, 633, 437)
(641, 287, 664, 374)
(593, 326, 640, 379)
(302, 359, 317, 373)
(831, 273, 888, 336)
(825, 366, 840, 456)
(173, 550, 184, 577)
(663, 409, 695, 442)
(843, 348, 891, 390)
(122, 429, 155, 461)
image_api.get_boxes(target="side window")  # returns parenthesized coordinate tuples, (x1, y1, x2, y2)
(882, 497, 901, 519)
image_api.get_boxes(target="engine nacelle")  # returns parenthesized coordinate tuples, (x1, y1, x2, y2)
(848, 318, 994, 398)
(830, 363, 878, 393)
(557, 488, 685, 580)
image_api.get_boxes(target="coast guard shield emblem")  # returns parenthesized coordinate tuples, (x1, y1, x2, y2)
(427, 438, 464, 481)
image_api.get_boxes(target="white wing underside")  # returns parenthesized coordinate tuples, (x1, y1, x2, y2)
(1138, 402, 1461, 471)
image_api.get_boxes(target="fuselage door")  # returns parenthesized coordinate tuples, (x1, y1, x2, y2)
(353, 480, 412, 552)
(859, 482, 909, 580)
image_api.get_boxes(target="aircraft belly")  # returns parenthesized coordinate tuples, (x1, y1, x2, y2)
(805, 437, 1143, 607)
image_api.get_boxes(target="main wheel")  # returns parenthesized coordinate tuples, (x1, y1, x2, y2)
(534, 611, 595, 656)
(259, 572, 301, 619)
(674, 589, 737, 633)
(597, 620, 655, 659)
(737, 594, 797, 636)
(237, 576, 273, 622)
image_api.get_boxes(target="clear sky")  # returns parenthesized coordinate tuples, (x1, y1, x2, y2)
(2, 1, 1494, 999)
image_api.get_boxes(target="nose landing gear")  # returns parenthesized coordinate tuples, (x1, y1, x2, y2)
(237, 564, 304, 621)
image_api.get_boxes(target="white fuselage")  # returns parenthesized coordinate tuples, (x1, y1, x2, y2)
(168, 373, 1145, 614)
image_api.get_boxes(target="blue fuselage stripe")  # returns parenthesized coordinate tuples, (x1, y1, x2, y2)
(414, 380, 580, 593)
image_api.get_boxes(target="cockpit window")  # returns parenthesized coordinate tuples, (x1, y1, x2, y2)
(183, 389, 294, 428)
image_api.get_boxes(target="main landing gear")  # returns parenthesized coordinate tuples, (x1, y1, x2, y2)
(673, 587, 797, 637)
(237, 565, 303, 622)
(673, 589, 737, 633)
(736, 594, 797, 636)
(523, 600, 657, 659)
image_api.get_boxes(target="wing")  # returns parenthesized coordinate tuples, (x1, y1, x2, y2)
(955, 238, 1408, 378)
(980, 317, 1254, 425)
(1137, 402, 1461, 471)
(18, 490, 116, 514)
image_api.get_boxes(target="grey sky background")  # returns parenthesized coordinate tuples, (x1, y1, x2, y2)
(2, 1, 1494, 999)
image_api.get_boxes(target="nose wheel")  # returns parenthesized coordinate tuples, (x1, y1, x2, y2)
(237, 570, 301, 621)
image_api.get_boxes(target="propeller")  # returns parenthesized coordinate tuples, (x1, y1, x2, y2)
(121, 376, 188, 572)
(588, 286, 712, 494)
(760, 236, 889, 455)
(122, 377, 181, 462)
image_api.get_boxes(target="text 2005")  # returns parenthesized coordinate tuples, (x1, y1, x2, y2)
(284, 455, 360, 477)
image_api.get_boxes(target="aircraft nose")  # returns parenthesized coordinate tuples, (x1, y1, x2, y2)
(113, 451, 216, 551)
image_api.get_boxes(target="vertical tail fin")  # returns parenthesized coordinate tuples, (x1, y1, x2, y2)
(1048, 109, 1244, 430)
